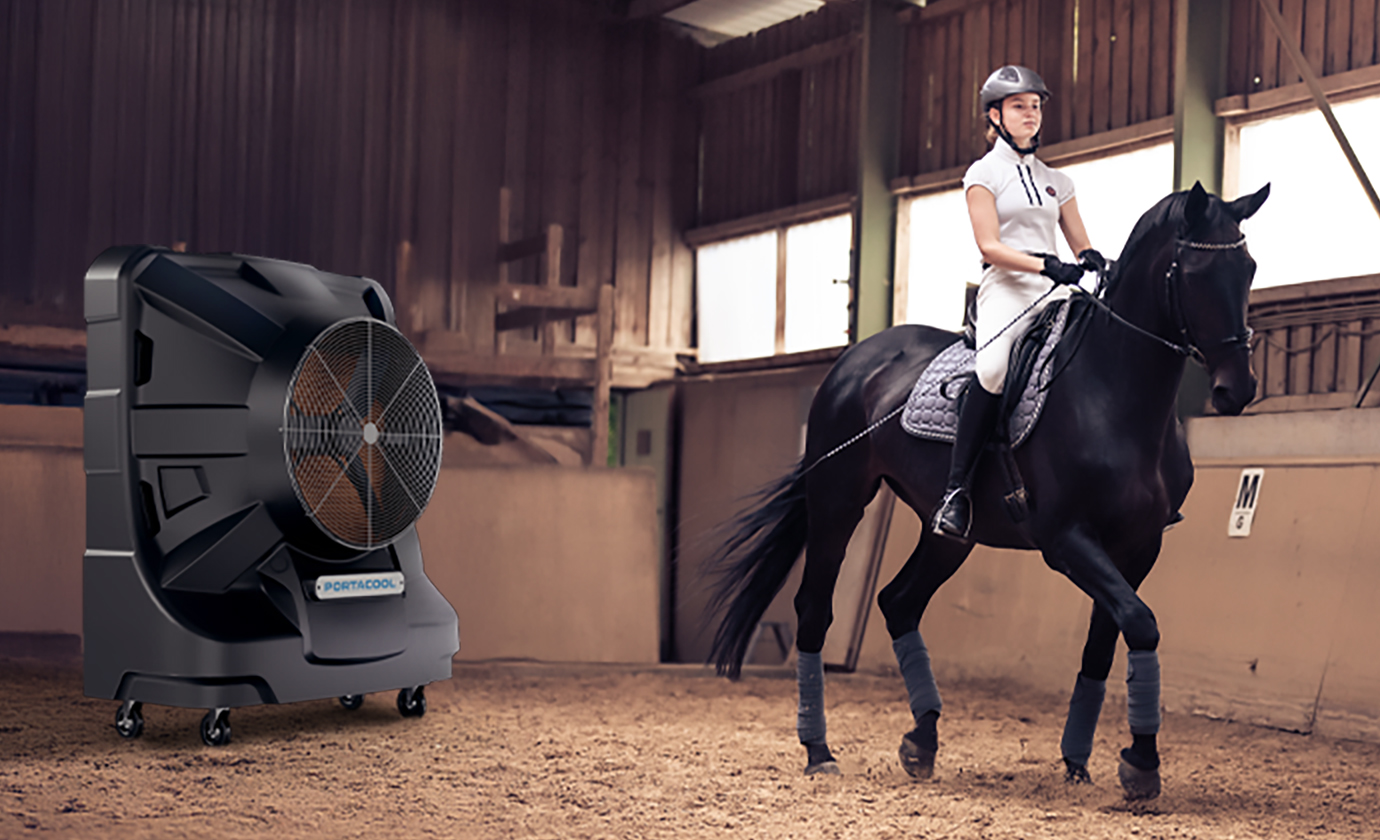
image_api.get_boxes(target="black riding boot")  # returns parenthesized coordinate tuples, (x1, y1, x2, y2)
(933, 382, 1003, 540)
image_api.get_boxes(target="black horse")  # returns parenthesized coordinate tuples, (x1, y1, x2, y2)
(707, 182, 1270, 800)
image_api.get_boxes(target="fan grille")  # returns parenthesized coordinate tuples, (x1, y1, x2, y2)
(283, 318, 442, 549)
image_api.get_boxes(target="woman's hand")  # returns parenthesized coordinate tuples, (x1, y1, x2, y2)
(1040, 255, 1085, 285)
(1078, 248, 1107, 273)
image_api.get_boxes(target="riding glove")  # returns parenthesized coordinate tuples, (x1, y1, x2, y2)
(1041, 255, 1085, 285)
(1078, 248, 1107, 274)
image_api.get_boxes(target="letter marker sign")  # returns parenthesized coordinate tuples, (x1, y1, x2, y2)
(1228, 468, 1264, 538)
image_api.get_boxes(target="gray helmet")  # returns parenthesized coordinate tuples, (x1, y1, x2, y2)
(979, 65, 1051, 113)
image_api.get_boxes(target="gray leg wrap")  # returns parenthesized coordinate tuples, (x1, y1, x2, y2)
(892, 630, 942, 722)
(1126, 649, 1162, 735)
(797, 651, 827, 745)
(1059, 673, 1106, 766)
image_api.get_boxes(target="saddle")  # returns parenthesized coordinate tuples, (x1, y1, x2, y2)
(901, 295, 1093, 521)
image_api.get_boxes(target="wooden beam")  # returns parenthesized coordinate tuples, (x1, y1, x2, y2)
(494, 283, 598, 312)
(496, 232, 548, 263)
(684, 193, 852, 247)
(1215, 63, 1380, 119)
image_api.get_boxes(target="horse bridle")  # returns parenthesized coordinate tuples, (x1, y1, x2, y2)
(1086, 235, 1252, 365)
(1163, 235, 1254, 365)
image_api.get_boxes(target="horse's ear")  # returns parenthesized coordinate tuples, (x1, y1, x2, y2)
(1226, 182, 1270, 221)
(1183, 181, 1210, 229)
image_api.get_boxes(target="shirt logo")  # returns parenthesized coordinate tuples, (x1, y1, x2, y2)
(1046, 185, 1057, 197)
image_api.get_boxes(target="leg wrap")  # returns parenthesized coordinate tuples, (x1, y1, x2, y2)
(797, 651, 827, 745)
(1126, 650, 1162, 735)
(892, 630, 942, 722)
(1059, 673, 1106, 766)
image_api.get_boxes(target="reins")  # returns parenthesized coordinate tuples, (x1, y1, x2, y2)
(1076, 235, 1251, 366)
(799, 233, 1252, 477)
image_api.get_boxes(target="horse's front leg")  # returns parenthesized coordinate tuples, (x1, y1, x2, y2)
(1060, 603, 1118, 784)
(1044, 528, 1162, 800)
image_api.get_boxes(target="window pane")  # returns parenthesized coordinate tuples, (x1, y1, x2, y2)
(1056, 142, 1173, 265)
(695, 230, 777, 363)
(1236, 96, 1380, 289)
(903, 188, 976, 330)
(902, 142, 1173, 330)
(784, 214, 851, 353)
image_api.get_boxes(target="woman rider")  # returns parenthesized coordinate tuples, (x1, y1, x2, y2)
(933, 65, 1106, 540)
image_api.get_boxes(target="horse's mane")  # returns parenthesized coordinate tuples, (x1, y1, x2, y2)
(1104, 190, 1188, 295)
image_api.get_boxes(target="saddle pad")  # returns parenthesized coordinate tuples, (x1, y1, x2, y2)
(900, 299, 1071, 448)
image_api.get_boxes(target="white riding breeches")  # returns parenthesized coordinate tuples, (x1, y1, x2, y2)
(973, 265, 1072, 394)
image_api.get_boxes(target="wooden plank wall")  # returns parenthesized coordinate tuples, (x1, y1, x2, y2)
(0, 0, 698, 362)
(695, 2, 863, 226)
(1227, 0, 1380, 96)
(900, 0, 1176, 179)
(1246, 274, 1380, 412)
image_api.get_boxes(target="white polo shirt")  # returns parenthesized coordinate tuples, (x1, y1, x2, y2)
(961, 140, 1075, 256)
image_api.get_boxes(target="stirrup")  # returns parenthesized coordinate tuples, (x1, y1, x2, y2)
(932, 487, 972, 540)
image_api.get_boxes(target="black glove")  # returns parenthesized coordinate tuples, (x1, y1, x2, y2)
(1041, 255, 1085, 285)
(1078, 248, 1107, 273)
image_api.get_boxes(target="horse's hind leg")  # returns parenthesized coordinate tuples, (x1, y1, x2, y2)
(1059, 603, 1118, 783)
(876, 527, 974, 778)
(792, 485, 868, 776)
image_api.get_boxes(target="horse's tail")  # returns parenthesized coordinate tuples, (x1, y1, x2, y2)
(706, 459, 809, 680)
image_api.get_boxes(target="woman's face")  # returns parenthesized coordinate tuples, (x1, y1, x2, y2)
(991, 92, 1043, 143)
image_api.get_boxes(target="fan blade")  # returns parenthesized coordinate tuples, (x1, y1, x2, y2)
(293, 347, 361, 417)
(293, 453, 368, 545)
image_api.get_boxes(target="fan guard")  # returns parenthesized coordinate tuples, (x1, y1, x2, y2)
(283, 317, 442, 550)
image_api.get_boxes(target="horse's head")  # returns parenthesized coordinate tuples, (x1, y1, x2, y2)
(1174, 181, 1270, 416)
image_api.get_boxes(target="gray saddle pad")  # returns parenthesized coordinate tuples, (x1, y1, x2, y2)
(900, 300, 1071, 448)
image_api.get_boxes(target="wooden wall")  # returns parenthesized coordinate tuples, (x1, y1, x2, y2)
(900, 0, 1176, 179)
(1228, 0, 1380, 96)
(0, 0, 699, 370)
(1246, 274, 1380, 412)
(694, 2, 863, 227)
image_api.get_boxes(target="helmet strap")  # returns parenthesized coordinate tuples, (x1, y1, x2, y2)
(992, 110, 1041, 155)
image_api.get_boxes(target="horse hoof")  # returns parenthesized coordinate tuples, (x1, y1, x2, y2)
(899, 733, 937, 779)
(1117, 756, 1161, 800)
(1063, 761, 1092, 785)
(804, 760, 841, 776)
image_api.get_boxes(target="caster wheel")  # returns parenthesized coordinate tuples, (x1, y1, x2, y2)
(115, 701, 144, 739)
(200, 708, 232, 747)
(339, 694, 364, 711)
(397, 686, 426, 718)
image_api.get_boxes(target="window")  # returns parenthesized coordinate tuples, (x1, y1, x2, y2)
(1234, 94, 1380, 289)
(901, 142, 1174, 330)
(695, 214, 852, 363)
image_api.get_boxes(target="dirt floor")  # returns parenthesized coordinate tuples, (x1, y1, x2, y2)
(3, 657, 1380, 839)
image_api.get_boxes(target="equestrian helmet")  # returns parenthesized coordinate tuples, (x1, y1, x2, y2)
(979, 65, 1051, 112)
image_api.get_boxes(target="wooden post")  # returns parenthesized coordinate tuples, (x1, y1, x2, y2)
(496, 188, 512, 353)
(590, 283, 615, 467)
(542, 223, 563, 354)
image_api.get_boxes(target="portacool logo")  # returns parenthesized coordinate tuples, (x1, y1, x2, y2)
(314, 572, 407, 600)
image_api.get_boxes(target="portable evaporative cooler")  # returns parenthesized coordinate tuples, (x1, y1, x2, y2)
(83, 246, 459, 746)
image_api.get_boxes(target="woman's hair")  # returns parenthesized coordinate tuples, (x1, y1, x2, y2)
(983, 105, 1000, 146)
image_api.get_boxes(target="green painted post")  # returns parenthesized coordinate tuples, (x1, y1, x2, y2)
(1173, 0, 1228, 417)
(851, 0, 903, 342)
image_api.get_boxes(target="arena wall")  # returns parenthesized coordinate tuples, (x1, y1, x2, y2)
(855, 409, 1380, 742)
(0, 404, 660, 666)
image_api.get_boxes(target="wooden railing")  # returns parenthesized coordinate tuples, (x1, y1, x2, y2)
(1246, 273, 1380, 412)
